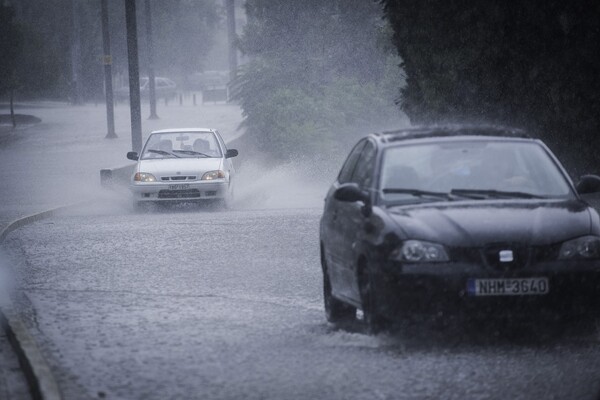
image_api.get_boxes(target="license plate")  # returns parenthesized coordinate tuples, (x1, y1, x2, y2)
(168, 184, 190, 190)
(467, 277, 549, 296)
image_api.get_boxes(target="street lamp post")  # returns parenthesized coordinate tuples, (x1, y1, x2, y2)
(125, 0, 143, 152)
(100, 0, 117, 138)
(226, 0, 238, 82)
(144, 0, 159, 119)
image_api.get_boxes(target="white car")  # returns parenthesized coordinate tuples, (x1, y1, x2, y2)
(115, 76, 177, 100)
(126, 128, 238, 209)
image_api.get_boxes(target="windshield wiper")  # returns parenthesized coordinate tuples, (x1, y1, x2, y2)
(147, 149, 181, 158)
(382, 188, 455, 201)
(450, 189, 545, 199)
(172, 150, 210, 157)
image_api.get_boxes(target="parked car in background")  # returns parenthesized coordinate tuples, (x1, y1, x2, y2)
(115, 77, 177, 101)
(126, 128, 238, 210)
(188, 70, 229, 102)
(189, 70, 228, 91)
(320, 125, 600, 334)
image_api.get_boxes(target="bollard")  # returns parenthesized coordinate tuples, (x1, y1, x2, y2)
(179, 94, 183, 106)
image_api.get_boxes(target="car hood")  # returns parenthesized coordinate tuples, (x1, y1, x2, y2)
(137, 157, 223, 178)
(386, 199, 595, 247)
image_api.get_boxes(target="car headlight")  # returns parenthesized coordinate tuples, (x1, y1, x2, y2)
(134, 172, 157, 182)
(558, 236, 600, 260)
(390, 240, 450, 263)
(201, 170, 226, 180)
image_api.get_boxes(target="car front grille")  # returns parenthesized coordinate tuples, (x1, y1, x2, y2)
(161, 176, 197, 181)
(158, 189, 201, 199)
(481, 244, 530, 270)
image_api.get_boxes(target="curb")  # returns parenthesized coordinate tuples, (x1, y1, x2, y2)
(1, 311, 61, 400)
(1, 204, 78, 242)
(0, 204, 87, 400)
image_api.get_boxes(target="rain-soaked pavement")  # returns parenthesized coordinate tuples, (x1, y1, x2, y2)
(3, 203, 600, 400)
(2, 102, 600, 399)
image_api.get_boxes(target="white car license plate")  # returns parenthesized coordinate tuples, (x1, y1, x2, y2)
(467, 277, 549, 296)
(168, 184, 190, 190)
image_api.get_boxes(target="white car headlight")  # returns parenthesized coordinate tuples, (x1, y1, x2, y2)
(390, 240, 449, 263)
(558, 236, 600, 260)
(134, 172, 157, 182)
(201, 170, 226, 180)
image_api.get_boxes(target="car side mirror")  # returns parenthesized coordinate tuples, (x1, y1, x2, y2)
(127, 151, 139, 161)
(225, 149, 239, 158)
(334, 183, 372, 217)
(576, 175, 600, 195)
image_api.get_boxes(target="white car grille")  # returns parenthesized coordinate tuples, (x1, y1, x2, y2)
(160, 176, 197, 181)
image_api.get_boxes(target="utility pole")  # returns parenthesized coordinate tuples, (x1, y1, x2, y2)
(125, 0, 143, 152)
(226, 0, 237, 81)
(70, 0, 83, 104)
(144, 0, 158, 119)
(101, 0, 117, 138)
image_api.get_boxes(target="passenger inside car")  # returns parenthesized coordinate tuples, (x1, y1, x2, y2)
(158, 139, 173, 152)
(383, 165, 420, 190)
(193, 138, 210, 154)
(475, 147, 533, 191)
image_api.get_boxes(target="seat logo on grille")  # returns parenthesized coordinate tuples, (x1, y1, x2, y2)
(499, 250, 514, 263)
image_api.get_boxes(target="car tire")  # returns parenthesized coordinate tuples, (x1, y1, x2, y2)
(323, 271, 356, 324)
(321, 250, 355, 324)
(132, 201, 143, 213)
(358, 264, 390, 335)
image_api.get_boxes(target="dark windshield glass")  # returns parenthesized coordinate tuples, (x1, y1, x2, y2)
(141, 132, 223, 160)
(379, 140, 573, 202)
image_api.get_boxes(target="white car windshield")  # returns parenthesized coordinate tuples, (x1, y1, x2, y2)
(380, 140, 573, 202)
(140, 132, 223, 159)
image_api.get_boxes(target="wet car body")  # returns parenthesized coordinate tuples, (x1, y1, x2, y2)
(319, 126, 600, 332)
(126, 128, 238, 209)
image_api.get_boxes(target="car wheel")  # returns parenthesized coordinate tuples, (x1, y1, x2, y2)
(132, 201, 144, 213)
(212, 199, 229, 210)
(323, 271, 356, 323)
(358, 264, 390, 334)
(321, 250, 355, 324)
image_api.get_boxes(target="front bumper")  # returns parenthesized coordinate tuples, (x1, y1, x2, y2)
(130, 180, 229, 201)
(374, 260, 600, 320)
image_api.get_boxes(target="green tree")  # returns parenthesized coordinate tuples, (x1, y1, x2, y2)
(10, 0, 220, 101)
(236, 0, 405, 161)
(382, 0, 600, 175)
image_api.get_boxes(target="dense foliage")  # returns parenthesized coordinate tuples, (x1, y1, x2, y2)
(9, 0, 219, 101)
(382, 0, 600, 175)
(0, 5, 23, 97)
(236, 0, 405, 160)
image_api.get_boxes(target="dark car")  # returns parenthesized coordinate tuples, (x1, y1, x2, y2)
(320, 126, 600, 333)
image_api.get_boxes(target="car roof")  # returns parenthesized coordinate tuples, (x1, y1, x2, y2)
(374, 125, 532, 145)
(150, 128, 215, 134)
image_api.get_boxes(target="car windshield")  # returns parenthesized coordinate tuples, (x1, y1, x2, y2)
(379, 139, 574, 203)
(140, 131, 222, 159)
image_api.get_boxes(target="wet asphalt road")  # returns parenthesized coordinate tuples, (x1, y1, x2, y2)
(3, 202, 600, 400)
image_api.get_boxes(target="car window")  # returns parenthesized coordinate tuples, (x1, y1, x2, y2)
(379, 140, 573, 202)
(351, 140, 377, 188)
(141, 132, 223, 159)
(338, 140, 366, 184)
